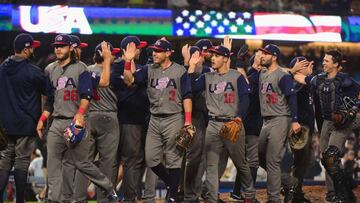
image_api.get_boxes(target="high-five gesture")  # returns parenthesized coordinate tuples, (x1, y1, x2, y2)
(189, 51, 202, 68)
(182, 44, 191, 66)
(123, 42, 137, 62)
(222, 35, 232, 51)
(98, 41, 112, 62)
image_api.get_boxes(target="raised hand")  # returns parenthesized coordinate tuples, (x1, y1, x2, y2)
(123, 42, 137, 62)
(222, 35, 232, 51)
(189, 50, 201, 67)
(291, 59, 309, 74)
(182, 44, 190, 65)
(98, 41, 112, 62)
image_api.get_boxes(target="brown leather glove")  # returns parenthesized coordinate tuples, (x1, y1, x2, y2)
(219, 118, 242, 143)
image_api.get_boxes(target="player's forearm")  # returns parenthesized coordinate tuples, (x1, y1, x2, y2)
(287, 94, 298, 122)
(98, 58, 111, 87)
(123, 61, 135, 86)
(293, 74, 306, 85)
(183, 98, 192, 124)
(78, 99, 90, 113)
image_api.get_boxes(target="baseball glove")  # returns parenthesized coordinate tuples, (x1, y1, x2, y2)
(63, 120, 86, 146)
(288, 125, 310, 150)
(0, 125, 8, 151)
(176, 125, 196, 149)
(331, 108, 358, 129)
(219, 118, 242, 143)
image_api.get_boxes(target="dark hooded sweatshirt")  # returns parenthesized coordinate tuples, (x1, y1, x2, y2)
(0, 55, 46, 136)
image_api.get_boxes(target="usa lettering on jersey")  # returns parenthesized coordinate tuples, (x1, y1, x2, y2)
(209, 81, 235, 104)
(54, 76, 79, 101)
(150, 77, 177, 101)
(261, 82, 279, 104)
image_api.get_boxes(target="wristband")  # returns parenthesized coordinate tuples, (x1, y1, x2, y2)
(185, 112, 192, 124)
(77, 107, 86, 115)
(39, 114, 47, 122)
(124, 61, 131, 71)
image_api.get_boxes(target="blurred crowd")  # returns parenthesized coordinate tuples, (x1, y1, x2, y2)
(2, 0, 359, 15)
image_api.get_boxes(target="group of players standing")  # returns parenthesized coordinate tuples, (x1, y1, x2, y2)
(0, 32, 359, 203)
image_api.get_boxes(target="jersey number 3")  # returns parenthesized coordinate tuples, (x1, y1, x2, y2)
(64, 90, 79, 101)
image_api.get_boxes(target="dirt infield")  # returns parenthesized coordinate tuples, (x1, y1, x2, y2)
(150, 185, 360, 202)
(218, 185, 360, 203)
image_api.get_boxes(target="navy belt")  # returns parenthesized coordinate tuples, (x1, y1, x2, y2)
(209, 116, 233, 122)
(53, 116, 72, 120)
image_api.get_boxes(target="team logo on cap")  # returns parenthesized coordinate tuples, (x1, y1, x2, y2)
(155, 40, 161, 46)
(25, 42, 30, 47)
(56, 35, 63, 41)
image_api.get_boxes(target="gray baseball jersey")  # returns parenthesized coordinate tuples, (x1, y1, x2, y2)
(45, 61, 92, 117)
(259, 67, 292, 117)
(87, 64, 118, 112)
(204, 69, 250, 117)
(135, 62, 191, 115)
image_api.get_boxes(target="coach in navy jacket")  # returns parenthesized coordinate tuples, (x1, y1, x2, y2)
(0, 33, 46, 203)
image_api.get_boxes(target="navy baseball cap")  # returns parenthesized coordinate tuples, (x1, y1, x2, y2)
(52, 34, 72, 46)
(95, 42, 121, 57)
(194, 39, 213, 51)
(190, 46, 201, 56)
(149, 39, 173, 52)
(120, 36, 148, 50)
(289, 56, 307, 68)
(70, 35, 88, 48)
(259, 44, 281, 57)
(13, 33, 41, 51)
(208, 45, 232, 57)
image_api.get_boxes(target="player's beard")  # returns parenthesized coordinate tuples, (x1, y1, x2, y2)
(56, 51, 70, 62)
(260, 59, 271, 68)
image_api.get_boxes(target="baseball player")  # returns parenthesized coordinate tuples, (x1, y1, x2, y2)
(279, 56, 315, 203)
(181, 43, 212, 202)
(0, 33, 45, 203)
(257, 44, 301, 203)
(123, 38, 193, 202)
(61, 34, 90, 202)
(228, 50, 263, 201)
(292, 50, 360, 202)
(188, 44, 257, 203)
(69, 35, 88, 60)
(115, 36, 150, 202)
(72, 42, 122, 203)
(36, 34, 117, 203)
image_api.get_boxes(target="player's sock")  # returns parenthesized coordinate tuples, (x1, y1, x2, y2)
(151, 164, 170, 185)
(232, 172, 241, 196)
(14, 169, 28, 203)
(168, 168, 181, 199)
(250, 167, 258, 186)
(0, 169, 10, 199)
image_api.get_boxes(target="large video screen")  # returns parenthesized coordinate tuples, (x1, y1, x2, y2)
(0, 4, 359, 42)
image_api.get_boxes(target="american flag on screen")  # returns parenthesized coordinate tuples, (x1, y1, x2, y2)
(172, 10, 255, 37)
(253, 12, 342, 42)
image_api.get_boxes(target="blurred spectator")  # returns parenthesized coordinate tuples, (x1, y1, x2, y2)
(28, 149, 43, 178)
(168, 0, 190, 8)
(355, 150, 360, 179)
(1, 0, 359, 15)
